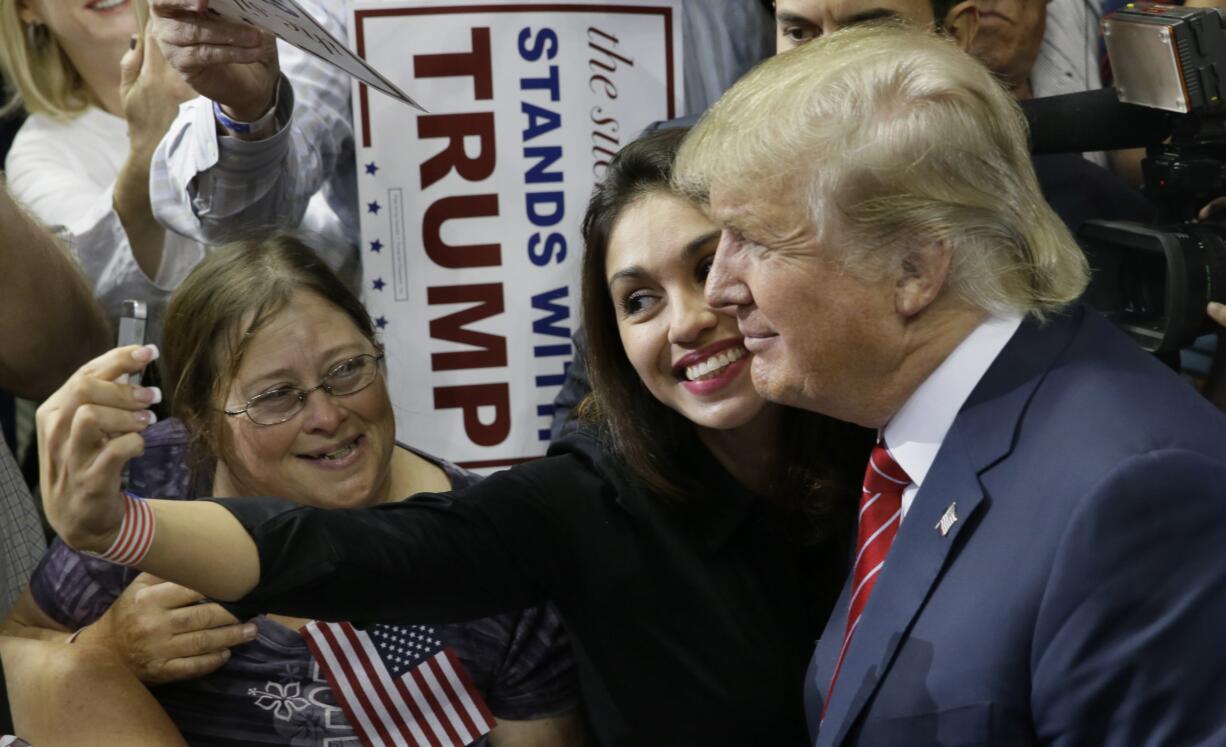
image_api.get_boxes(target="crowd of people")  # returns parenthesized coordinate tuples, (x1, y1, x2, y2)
(2, 0, 1225, 745)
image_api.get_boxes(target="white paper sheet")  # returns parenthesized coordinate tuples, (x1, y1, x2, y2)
(206, 0, 426, 111)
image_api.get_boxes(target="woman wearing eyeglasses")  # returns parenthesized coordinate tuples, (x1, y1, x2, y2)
(1, 235, 583, 746)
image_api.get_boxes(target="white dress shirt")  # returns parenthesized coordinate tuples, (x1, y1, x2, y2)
(1033, 0, 1109, 168)
(883, 313, 1024, 520)
(1033, 0, 1101, 99)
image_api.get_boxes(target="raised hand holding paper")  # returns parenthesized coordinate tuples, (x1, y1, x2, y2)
(206, 0, 425, 110)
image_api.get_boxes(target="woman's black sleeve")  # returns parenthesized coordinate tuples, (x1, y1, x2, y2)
(212, 455, 594, 625)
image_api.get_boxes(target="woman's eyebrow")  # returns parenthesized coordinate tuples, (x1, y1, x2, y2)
(242, 368, 299, 394)
(682, 229, 722, 260)
(607, 230, 720, 286)
(243, 344, 367, 388)
(607, 266, 645, 286)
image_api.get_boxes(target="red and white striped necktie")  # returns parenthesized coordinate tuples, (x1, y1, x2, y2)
(822, 442, 911, 719)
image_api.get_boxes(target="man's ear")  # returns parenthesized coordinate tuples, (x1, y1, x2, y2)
(895, 241, 953, 318)
(942, 0, 978, 52)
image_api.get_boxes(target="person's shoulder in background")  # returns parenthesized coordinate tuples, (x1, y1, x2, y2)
(682, 0, 774, 116)
(1033, 152, 1157, 231)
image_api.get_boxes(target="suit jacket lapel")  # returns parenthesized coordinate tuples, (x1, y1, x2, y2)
(809, 549, 852, 737)
(818, 442, 986, 747)
(814, 308, 1085, 747)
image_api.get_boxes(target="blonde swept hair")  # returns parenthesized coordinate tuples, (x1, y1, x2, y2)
(0, 0, 90, 119)
(675, 22, 1089, 319)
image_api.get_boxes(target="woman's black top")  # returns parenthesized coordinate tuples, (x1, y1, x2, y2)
(219, 430, 848, 747)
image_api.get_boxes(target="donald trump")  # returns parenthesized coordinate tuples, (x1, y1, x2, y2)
(676, 22, 1226, 746)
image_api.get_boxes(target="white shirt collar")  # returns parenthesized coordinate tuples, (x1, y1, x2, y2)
(883, 312, 1024, 518)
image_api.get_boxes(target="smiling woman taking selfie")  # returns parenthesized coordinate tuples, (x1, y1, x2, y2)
(37, 128, 871, 746)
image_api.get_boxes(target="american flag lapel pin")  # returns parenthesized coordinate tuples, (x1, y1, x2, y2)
(935, 502, 958, 537)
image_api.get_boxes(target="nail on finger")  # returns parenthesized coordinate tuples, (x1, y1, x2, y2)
(134, 386, 162, 405)
(131, 344, 159, 363)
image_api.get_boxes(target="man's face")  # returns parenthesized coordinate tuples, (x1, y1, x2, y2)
(967, 0, 1048, 95)
(775, 0, 940, 51)
(703, 182, 903, 427)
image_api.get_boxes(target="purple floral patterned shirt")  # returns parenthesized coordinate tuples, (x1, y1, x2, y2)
(30, 420, 577, 746)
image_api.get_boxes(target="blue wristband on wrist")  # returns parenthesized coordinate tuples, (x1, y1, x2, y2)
(213, 91, 278, 135)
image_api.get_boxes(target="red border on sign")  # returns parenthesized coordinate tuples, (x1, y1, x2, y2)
(354, 3, 678, 148)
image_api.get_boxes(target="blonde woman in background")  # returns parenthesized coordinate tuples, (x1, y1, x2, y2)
(0, 0, 195, 343)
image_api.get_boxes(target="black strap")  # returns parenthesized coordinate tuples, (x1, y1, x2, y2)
(0, 652, 14, 735)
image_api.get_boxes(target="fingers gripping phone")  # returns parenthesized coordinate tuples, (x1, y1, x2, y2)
(118, 300, 147, 386)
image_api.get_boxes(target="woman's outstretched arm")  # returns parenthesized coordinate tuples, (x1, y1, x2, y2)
(38, 345, 570, 621)
(37, 344, 259, 601)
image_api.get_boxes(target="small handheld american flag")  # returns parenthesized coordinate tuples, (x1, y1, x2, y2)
(301, 621, 495, 747)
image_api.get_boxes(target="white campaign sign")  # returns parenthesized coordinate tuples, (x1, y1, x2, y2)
(351, 0, 683, 470)
(207, 0, 423, 109)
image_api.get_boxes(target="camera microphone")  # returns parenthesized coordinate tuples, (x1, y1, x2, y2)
(1021, 88, 1176, 155)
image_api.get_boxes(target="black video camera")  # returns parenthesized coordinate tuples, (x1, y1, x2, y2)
(1078, 3, 1226, 354)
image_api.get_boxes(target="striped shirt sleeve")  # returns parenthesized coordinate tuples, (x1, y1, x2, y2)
(148, 0, 356, 247)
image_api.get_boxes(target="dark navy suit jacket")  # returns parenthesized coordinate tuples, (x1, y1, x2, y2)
(805, 305, 1226, 746)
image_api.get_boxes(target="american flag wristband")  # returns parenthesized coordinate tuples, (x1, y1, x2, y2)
(84, 492, 156, 567)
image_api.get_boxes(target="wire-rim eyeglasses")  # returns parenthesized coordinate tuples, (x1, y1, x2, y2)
(223, 353, 385, 426)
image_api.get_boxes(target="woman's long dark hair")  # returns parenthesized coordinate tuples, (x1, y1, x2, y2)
(578, 128, 871, 544)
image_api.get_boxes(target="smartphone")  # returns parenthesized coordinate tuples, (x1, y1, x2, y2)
(118, 300, 147, 386)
